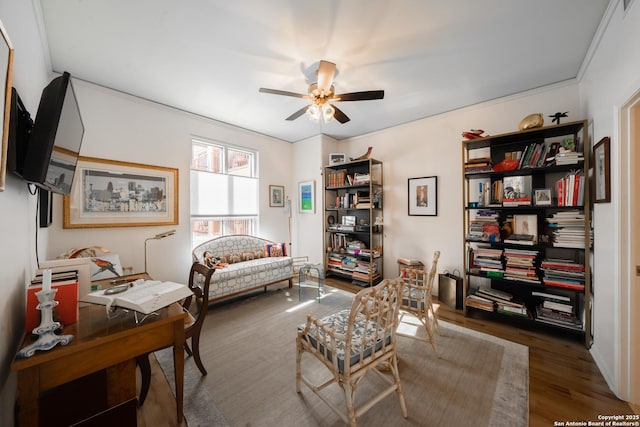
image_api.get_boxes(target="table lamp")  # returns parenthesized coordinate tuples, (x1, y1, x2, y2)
(144, 229, 176, 273)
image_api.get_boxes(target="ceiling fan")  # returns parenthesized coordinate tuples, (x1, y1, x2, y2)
(259, 60, 384, 124)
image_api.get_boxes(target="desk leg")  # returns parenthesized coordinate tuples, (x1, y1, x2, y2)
(16, 367, 39, 427)
(173, 320, 185, 424)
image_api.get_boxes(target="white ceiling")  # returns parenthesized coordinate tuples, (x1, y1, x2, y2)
(38, 1, 610, 143)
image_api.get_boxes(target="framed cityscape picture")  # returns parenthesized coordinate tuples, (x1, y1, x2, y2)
(63, 156, 178, 228)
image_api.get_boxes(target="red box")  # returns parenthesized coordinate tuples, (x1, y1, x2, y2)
(25, 279, 79, 333)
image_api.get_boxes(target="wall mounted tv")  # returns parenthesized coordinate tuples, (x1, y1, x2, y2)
(9, 71, 84, 195)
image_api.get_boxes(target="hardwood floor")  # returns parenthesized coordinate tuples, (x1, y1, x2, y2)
(138, 279, 637, 426)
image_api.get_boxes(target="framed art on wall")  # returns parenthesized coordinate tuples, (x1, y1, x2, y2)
(0, 21, 14, 192)
(63, 156, 178, 228)
(269, 185, 284, 207)
(593, 136, 610, 203)
(298, 180, 315, 213)
(408, 176, 437, 216)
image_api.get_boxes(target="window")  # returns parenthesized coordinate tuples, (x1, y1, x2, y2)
(191, 139, 258, 247)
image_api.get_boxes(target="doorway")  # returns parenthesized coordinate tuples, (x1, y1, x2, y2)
(619, 88, 640, 408)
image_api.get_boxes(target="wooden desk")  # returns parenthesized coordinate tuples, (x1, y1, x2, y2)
(12, 285, 186, 426)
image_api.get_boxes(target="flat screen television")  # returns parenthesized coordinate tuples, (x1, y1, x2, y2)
(10, 71, 84, 195)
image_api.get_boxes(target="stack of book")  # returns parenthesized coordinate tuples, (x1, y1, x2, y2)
(465, 292, 495, 312)
(503, 248, 540, 284)
(464, 157, 493, 174)
(555, 148, 584, 165)
(476, 288, 528, 317)
(354, 191, 371, 208)
(472, 247, 504, 276)
(467, 209, 500, 242)
(546, 211, 592, 248)
(532, 291, 583, 330)
(397, 257, 424, 267)
(351, 172, 371, 185)
(540, 258, 586, 291)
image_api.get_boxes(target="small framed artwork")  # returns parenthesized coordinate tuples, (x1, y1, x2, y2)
(534, 188, 552, 206)
(408, 176, 437, 216)
(269, 185, 284, 207)
(593, 136, 610, 203)
(298, 180, 315, 214)
(329, 153, 346, 165)
(63, 156, 178, 228)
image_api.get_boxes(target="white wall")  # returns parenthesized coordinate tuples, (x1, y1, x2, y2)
(0, 2, 55, 425)
(46, 80, 293, 283)
(578, 0, 640, 399)
(343, 82, 581, 284)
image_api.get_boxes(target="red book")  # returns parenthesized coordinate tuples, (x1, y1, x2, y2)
(25, 279, 79, 333)
(556, 179, 564, 207)
(543, 280, 585, 291)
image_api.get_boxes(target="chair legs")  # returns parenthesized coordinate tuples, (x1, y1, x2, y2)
(136, 354, 152, 406)
(191, 334, 208, 376)
(397, 311, 440, 358)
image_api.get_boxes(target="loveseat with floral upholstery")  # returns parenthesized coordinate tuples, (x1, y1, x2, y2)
(192, 235, 293, 303)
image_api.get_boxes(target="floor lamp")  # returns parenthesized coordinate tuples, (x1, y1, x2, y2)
(285, 198, 292, 256)
(144, 229, 176, 273)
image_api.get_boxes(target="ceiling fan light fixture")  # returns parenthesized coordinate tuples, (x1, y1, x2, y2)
(307, 104, 321, 122)
(322, 103, 335, 123)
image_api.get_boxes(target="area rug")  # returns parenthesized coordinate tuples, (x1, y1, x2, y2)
(158, 286, 529, 426)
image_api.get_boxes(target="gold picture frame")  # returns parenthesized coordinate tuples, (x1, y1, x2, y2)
(63, 156, 178, 228)
(0, 21, 14, 191)
(269, 184, 284, 207)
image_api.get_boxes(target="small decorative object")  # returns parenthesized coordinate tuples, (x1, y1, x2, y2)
(549, 112, 568, 125)
(17, 270, 74, 358)
(269, 185, 285, 207)
(493, 159, 519, 171)
(593, 136, 611, 203)
(329, 153, 346, 165)
(408, 176, 437, 216)
(534, 188, 553, 206)
(349, 146, 372, 161)
(518, 113, 544, 131)
(327, 215, 335, 225)
(462, 129, 485, 139)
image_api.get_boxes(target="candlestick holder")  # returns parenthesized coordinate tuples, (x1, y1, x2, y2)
(17, 289, 74, 358)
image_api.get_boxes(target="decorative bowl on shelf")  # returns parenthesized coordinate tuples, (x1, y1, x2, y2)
(493, 159, 519, 171)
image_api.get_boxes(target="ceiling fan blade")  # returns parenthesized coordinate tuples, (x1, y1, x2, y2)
(332, 105, 350, 124)
(259, 88, 307, 98)
(285, 105, 310, 121)
(333, 90, 385, 101)
(316, 60, 336, 93)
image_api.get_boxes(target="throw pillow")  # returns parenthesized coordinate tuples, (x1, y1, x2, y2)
(90, 254, 123, 280)
(265, 242, 288, 257)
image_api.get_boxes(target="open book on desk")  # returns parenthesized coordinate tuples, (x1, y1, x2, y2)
(81, 279, 193, 315)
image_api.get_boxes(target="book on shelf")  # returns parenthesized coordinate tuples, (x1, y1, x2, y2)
(502, 175, 532, 206)
(531, 291, 571, 302)
(465, 293, 495, 312)
(81, 280, 193, 315)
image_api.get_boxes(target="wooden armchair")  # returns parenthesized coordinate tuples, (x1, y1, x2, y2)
(397, 251, 441, 357)
(296, 278, 407, 426)
(137, 262, 213, 405)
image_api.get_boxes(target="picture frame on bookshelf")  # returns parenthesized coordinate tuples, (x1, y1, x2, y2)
(329, 153, 346, 165)
(408, 176, 437, 216)
(298, 180, 315, 213)
(513, 214, 537, 242)
(593, 136, 610, 203)
(502, 175, 532, 206)
(269, 185, 284, 207)
(534, 188, 552, 206)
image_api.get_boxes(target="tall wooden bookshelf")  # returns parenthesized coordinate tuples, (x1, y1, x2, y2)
(462, 120, 593, 348)
(323, 158, 383, 287)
